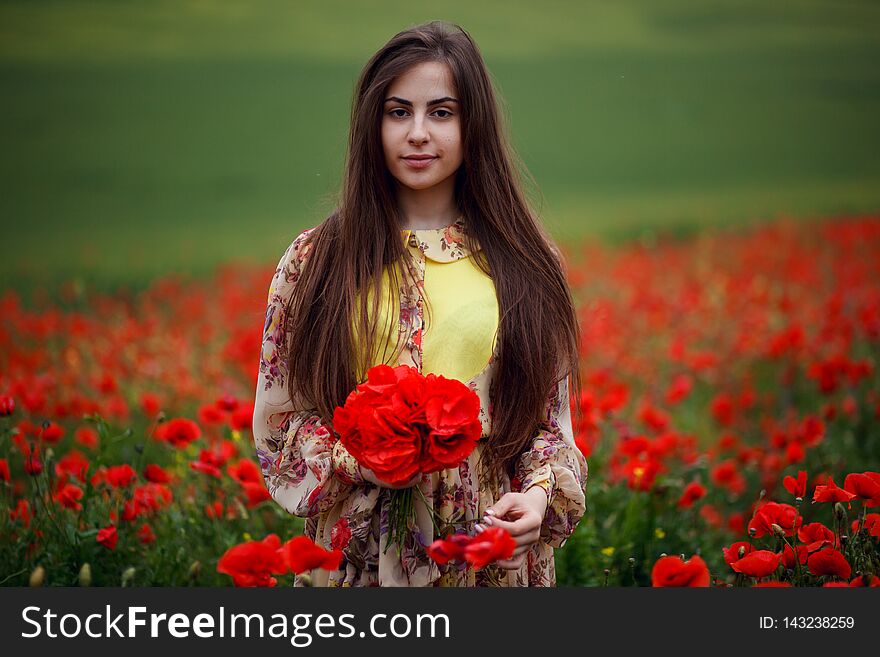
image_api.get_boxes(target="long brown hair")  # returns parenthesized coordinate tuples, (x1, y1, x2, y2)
(283, 20, 580, 484)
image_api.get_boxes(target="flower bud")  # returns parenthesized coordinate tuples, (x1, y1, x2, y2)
(78, 563, 92, 587)
(29, 566, 45, 587)
(758, 489, 766, 500)
(188, 561, 201, 581)
(748, 527, 757, 538)
(840, 534, 849, 546)
(628, 557, 636, 566)
(771, 523, 786, 538)
(121, 567, 136, 586)
(834, 503, 847, 525)
(297, 573, 313, 587)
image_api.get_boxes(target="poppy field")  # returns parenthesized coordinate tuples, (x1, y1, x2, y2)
(1, 213, 878, 587)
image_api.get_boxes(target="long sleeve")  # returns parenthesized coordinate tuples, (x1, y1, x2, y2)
(252, 229, 364, 519)
(513, 374, 588, 548)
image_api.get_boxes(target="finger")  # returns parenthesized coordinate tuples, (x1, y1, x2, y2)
(485, 493, 516, 520)
(486, 513, 539, 538)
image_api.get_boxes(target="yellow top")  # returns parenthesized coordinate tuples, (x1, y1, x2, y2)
(357, 221, 499, 382)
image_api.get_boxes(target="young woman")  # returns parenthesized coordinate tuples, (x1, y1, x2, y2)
(252, 21, 587, 587)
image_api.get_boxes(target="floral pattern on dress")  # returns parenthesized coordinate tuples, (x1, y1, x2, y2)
(252, 219, 588, 587)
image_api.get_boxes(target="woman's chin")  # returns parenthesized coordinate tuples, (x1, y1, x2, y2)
(394, 172, 455, 193)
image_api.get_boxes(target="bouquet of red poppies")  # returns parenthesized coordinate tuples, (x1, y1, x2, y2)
(332, 364, 483, 552)
(426, 527, 517, 571)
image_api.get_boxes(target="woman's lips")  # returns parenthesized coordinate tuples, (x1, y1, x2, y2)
(402, 156, 437, 170)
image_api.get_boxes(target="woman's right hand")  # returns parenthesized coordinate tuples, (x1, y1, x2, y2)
(358, 465, 421, 489)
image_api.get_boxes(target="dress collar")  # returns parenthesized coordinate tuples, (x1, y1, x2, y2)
(401, 216, 480, 263)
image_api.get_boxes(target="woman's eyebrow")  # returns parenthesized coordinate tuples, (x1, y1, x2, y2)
(384, 96, 459, 106)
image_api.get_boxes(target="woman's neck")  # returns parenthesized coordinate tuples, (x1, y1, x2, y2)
(396, 178, 459, 230)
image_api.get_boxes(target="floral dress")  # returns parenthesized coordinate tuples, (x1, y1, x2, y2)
(252, 218, 588, 586)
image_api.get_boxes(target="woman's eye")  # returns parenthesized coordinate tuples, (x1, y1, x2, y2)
(389, 109, 408, 118)
(433, 109, 453, 118)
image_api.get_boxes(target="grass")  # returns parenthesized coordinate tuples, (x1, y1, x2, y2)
(1, 0, 879, 287)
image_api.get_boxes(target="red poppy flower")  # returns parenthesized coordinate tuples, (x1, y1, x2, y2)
(215, 394, 239, 412)
(651, 555, 710, 587)
(722, 541, 754, 568)
(781, 544, 809, 569)
(217, 534, 287, 587)
(426, 533, 473, 566)
(334, 376, 422, 487)
(420, 376, 482, 472)
(0, 458, 8, 482)
(41, 422, 65, 444)
(700, 504, 723, 529)
(798, 415, 825, 447)
(783, 470, 807, 498)
(664, 373, 692, 405)
(198, 403, 227, 426)
(843, 472, 880, 506)
(623, 457, 662, 492)
(748, 502, 801, 538)
(638, 402, 670, 433)
(227, 459, 262, 485)
(144, 464, 171, 484)
(0, 394, 14, 416)
(807, 547, 851, 580)
(727, 512, 746, 535)
(853, 513, 880, 539)
(190, 453, 223, 478)
(711, 460, 746, 496)
(74, 427, 99, 449)
(137, 523, 156, 545)
(158, 418, 202, 449)
(619, 436, 650, 458)
(463, 527, 517, 570)
(9, 499, 31, 528)
(230, 403, 255, 432)
(797, 523, 834, 552)
(812, 477, 856, 504)
(784, 441, 805, 465)
(709, 393, 735, 427)
(97, 524, 118, 550)
(53, 483, 84, 511)
(140, 392, 161, 416)
(106, 464, 137, 488)
(730, 550, 781, 579)
(677, 482, 706, 509)
(242, 482, 272, 508)
(281, 536, 343, 574)
(849, 575, 880, 587)
(334, 365, 480, 486)
(24, 448, 43, 476)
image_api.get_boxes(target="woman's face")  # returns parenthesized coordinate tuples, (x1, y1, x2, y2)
(381, 61, 463, 193)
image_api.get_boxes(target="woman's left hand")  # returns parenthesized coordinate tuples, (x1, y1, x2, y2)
(478, 487, 548, 570)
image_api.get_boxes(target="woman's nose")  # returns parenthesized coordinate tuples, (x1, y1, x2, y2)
(408, 116, 429, 144)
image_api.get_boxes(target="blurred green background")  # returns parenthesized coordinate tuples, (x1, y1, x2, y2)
(1, 0, 879, 287)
